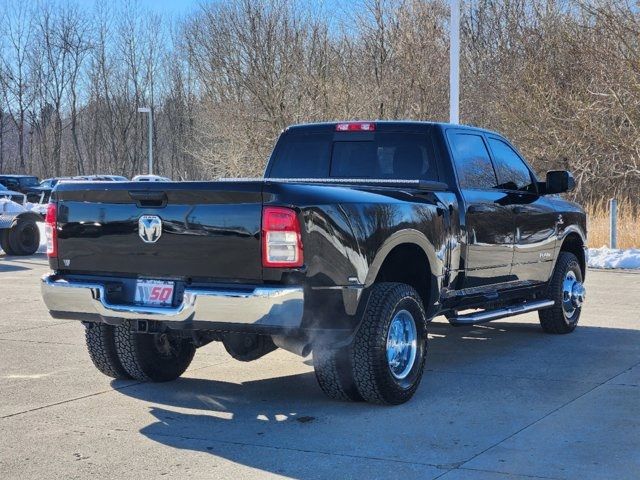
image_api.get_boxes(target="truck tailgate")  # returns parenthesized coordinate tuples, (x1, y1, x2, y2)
(53, 181, 264, 282)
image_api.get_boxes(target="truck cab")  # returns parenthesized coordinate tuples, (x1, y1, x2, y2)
(0, 175, 40, 194)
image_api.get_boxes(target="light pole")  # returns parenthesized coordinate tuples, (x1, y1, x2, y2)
(449, 0, 460, 124)
(138, 107, 153, 175)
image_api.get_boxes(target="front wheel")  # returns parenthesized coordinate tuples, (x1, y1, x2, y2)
(0, 230, 15, 255)
(114, 321, 196, 381)
(539, 252, 585, 334)
(351, 282, 428, 405)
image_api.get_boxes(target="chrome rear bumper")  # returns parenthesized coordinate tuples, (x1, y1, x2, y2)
(41, 274, 304, 329)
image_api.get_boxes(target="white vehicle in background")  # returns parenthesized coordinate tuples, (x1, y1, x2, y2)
(0, 184, 26, 205)
(26, 175, 129, 204)
(99, 175, 128, 182)
(132, 174, 171, 182)
(68, 175, 128, 182)
(0, 198, 42, 256)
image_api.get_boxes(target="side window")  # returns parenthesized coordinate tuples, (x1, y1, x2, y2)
(449, 133, 497, 189)
(5, 179, 19, 190)
(488, 138, 535, 192)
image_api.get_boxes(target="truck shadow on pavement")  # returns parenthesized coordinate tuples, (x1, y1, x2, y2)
(0, 253, 47, 272)
(116, 320, 640, 478)
(0, 250, 47, 273)
(0, 262, 30, 273)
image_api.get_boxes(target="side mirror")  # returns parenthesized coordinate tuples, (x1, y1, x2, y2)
(545, 170, 575, 194)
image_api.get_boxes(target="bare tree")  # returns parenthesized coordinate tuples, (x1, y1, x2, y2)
(0, 2, 36, 172)
(0, 0, 637, 202)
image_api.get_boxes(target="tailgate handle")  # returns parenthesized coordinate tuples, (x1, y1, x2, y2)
(129, 190, 167, 208)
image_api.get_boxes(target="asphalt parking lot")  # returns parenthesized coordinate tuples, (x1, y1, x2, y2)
(0, 255, 638, 480)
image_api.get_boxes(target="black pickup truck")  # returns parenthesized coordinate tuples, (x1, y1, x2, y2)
(41, 121, 587, 405)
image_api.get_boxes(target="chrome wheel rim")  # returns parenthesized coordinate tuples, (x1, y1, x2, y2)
(386, 309, 418, 380)
(562, 271, 586, 319)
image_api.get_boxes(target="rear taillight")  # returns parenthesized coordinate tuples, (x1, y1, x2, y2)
(335, 122, 376, 132)
(262, 207, 303, 268)
(45, 202, 57, 258)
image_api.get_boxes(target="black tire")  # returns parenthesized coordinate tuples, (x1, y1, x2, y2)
(114, 321, 196, 382)
(84, 323, 132, 379)
(351, 282, 428, 405)
(539, 252, 584, 334)
(0, 230, 16, 255)
(7, 219, 40, 255)
(313, 346, 363, 402)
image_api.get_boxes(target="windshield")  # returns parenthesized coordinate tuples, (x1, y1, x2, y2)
(39, 179, 59, 188)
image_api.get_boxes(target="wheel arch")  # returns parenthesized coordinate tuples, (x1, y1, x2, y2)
(363, 229, 442, 316)
(559, 228, 587, 278)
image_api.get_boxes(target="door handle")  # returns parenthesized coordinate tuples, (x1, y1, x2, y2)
(129, 190, 166, 201)
(468, 204, 494, 214)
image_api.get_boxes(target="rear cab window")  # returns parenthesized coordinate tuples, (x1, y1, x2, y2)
(267, 125, 440, 181)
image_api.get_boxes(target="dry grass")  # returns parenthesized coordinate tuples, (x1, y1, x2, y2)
(586, 199, 640, 249)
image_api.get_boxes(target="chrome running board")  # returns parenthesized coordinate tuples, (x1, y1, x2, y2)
(448, 299, 555, 326)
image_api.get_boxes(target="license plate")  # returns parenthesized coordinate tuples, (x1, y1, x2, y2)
(134, 280, 175, 306)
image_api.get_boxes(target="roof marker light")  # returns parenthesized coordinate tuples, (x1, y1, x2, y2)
(335, 122, 376, 132)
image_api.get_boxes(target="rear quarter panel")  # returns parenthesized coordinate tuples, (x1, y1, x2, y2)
(263, 182, 453, 291)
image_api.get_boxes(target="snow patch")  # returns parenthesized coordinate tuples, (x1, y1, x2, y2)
(25, 202, 48, 215)
(588, 247, 640, 270)
(0, 198, 48, 215)
(0, 198, 27, 214)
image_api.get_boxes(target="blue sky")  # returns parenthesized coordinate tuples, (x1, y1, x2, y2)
(71, 0, 202, 18)
(1, 0, 351, 40)
(129, 0, 202, 17)
(72, 0, 346, 19)
(68, 0, 350, 32)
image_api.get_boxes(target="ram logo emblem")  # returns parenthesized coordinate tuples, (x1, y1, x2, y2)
(138, 215, 162, 243)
